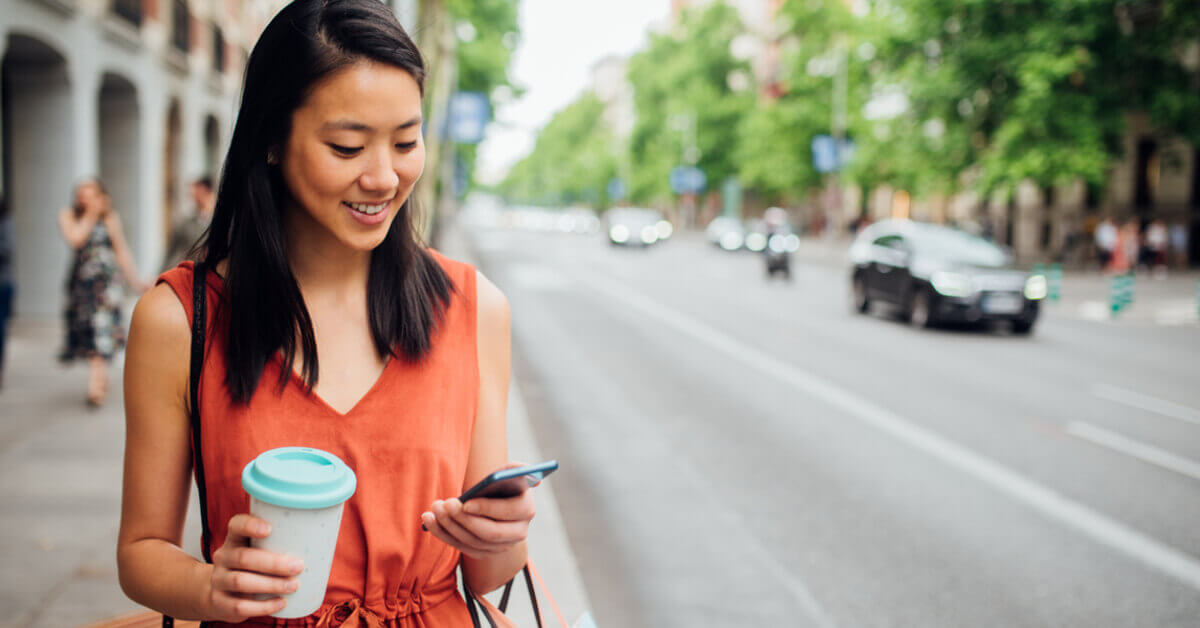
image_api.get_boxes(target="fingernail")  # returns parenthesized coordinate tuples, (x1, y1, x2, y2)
(287, 579, 299, 592)
(289, 559, 304, 572)
(259, 523, 271, 535)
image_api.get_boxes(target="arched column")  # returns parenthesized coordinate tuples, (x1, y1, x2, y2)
(2, 34, 76, 316)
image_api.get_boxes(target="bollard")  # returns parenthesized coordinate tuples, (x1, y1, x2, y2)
(1048, 263, 1062, 302)
(1111, 274, 1134, 317)
(1110, 275, 1123, 317)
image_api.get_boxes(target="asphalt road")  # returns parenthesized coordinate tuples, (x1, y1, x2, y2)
(463, 223, 1200, 628)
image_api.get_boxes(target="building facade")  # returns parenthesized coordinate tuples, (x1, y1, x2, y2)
(1, 0, 420, 317)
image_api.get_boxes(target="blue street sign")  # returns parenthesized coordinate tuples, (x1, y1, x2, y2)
(670, 166, 707, 195)
(811, 135, 856, 173)
(447, 92, 490, 144)
(607, 178, 627, 200)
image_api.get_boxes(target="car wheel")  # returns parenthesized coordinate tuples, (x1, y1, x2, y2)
(909, 288, 935, 328)
(1012, 319, 1035, 335)
(852, 276, 870, 314)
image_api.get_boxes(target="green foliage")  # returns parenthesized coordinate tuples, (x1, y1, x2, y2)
(503, 0, 1200, 211)
(626, 3, 754, 204)
(447, 0, 520, 194)
(500, 94, 619, 207)
(876, 0, 1200, 195)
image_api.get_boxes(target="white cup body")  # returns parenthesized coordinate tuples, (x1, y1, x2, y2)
(248, 497, 345, 618)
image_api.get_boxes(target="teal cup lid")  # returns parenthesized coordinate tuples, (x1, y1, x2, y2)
(242, 447, 357, 509)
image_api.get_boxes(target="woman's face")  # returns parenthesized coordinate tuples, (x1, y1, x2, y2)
(75, 181, 98, 210)
(279, 61, 425, 253)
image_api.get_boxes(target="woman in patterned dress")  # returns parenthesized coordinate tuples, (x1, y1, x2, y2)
(57, 179, 148, 406)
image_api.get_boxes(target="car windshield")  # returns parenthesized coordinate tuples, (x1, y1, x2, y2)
(910, 225, 1008, 267)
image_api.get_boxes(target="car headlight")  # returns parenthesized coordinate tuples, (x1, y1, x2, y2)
(1024, 274, 1048, 300)
(656, 220, 673, 239)
(610, 224, 630, 243)
(930, 271, 974, 297)
(745, 233, 767, 252)
(641, 225, 658, 244)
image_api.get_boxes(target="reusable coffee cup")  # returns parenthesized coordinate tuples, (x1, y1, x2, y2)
(242, 446, 357, 618)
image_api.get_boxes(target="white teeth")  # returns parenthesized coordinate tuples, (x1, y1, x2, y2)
(346, 200, 388, 215)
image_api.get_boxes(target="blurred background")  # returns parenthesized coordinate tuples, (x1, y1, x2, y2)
(2, 0, 1200, 626)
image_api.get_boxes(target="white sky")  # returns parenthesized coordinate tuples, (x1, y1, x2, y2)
(473, 0, 671, 185)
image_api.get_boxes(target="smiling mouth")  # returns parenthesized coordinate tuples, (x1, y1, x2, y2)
(343, 199, 392, 215)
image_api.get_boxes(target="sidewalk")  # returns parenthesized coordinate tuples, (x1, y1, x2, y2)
(0, 260, 590, 626)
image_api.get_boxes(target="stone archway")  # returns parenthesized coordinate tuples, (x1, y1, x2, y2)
(98, 72, 141, 264)
(1, 34, 74, 317)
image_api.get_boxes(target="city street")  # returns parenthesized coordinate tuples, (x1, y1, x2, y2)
(464, 222, 1200, 627)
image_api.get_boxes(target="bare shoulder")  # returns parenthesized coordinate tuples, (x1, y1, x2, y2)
(475, 269, 510, 327)
(129, 283, 190, 352)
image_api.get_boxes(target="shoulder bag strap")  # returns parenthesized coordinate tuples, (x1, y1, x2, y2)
(164, 263, 212, 628)
(190, 262, 214, 564)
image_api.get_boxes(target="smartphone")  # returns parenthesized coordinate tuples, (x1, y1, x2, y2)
(458, 460, 558, 502)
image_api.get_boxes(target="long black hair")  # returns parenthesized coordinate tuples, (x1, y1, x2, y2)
(201, 0, 453, 404)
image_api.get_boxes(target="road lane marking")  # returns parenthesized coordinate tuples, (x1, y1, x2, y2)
(1068, 422, 1200, 482)
(1092, 383, 1200, 427)
(579, 271, 1200, 592)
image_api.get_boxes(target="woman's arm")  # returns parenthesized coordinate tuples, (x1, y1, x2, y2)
(58, 208, 99, 250)
(422, 270, 531, 595)
(118, 285, 300, 620)
(104, 213, 149, 292)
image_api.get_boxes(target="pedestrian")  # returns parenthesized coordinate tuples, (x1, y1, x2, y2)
(1094, 216, 1117, 270)
(57, 179, 148, 407)
(117, 1, 534, 626)
(0, 196, 13, 390)
(1169, 221, 1189, 268)
(1121, 218, 1141, 274)
(160, 176, 215, 272)
(1144, 219, 1168, 278)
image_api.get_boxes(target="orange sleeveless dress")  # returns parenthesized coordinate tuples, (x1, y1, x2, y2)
(158, 252, 478, 627)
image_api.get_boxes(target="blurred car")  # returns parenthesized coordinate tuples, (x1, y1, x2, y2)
(605, 208, 672, 247)
(705, 216, 746, 251)
(560, 207, 601, 235)
(849, 219, 1044, 333)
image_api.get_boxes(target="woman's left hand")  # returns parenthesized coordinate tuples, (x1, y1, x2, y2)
(421, 489, 535, 559)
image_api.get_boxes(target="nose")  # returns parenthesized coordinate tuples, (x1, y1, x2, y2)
(358, 146, 400, 194)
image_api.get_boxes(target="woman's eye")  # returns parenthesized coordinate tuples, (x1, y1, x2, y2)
(395, 141, 418, 151)
(330, 144, 362, 156)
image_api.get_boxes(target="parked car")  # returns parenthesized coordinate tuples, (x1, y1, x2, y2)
(705, 216, 746, 251)
(605, 208, 672, 247)
(849, 219, 1045, 333)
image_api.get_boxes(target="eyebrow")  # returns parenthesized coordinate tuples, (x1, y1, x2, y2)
(320, 116, 423, 132)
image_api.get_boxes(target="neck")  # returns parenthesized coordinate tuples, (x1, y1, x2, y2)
(283, 203, 371, 303)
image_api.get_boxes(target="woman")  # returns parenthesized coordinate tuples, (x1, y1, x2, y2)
(57, 179, 148, 406)
(117, 1, 533, 625)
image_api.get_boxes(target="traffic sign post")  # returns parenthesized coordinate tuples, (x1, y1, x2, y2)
(811, 135, 856, 173)
(670, 166, 707, 196)
(447, 92, 490, 144)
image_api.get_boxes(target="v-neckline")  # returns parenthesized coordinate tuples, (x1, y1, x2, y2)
(278, 353, 393, 418)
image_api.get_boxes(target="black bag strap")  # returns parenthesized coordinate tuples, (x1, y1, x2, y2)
(190, 262, 214, 564)
(164, 263, 213, 628)
(464, 565, 544, 628)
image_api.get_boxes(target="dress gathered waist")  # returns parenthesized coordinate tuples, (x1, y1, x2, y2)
(222, 576, 461, 627)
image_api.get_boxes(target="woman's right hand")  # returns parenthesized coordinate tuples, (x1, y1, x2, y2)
(205, 514, 305, 622)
